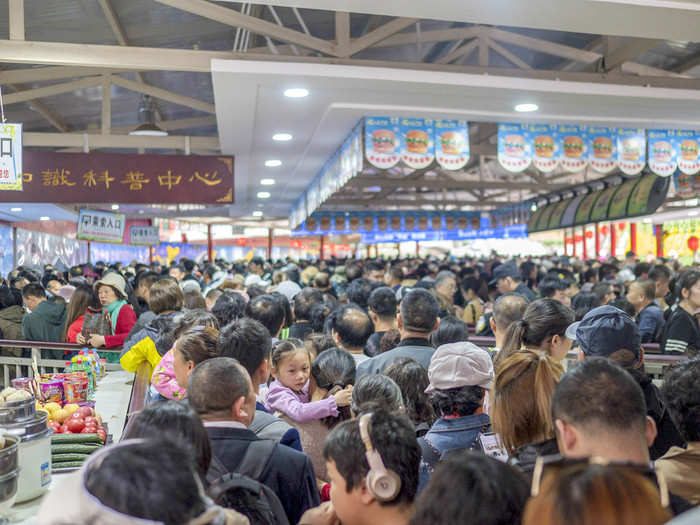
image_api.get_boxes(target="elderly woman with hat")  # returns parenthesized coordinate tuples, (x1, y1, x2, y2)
(417, 341, 495, 490)
(77, 272, 136, 350)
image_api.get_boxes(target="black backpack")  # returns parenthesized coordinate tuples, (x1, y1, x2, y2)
(206, 440, 289, 525)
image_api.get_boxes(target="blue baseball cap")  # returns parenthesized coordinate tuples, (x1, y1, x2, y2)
(565, 305, 641, 359)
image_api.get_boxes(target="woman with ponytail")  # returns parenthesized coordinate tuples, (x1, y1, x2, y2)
(491, 349, 564, 477)
(495, 298, 575, 366)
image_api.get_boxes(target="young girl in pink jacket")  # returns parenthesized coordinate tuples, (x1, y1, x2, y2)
(265, 339, 352, 422)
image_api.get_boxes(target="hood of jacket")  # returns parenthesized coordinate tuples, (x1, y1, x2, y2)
(33, 300, 66, 327)
(0, 305, 25, 324)
(144, 311, 182, 355)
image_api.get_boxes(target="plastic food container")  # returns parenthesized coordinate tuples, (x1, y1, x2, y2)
(0, 396, 35, 425)
(3, 412, 51, 503)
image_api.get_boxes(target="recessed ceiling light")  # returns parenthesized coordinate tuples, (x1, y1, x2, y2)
(689, 210, 698, 216)
(642, 218, 652, 223)
(265, 160, 282, 167)
(138, 210, 144, 214)
(10, 207, 21, 212)
(253, 211, 264, 217)
(515, 103, 539, 112)
(272, 133, 292, 142)
(260, 178, 275, 186)
(257, 192, 271, 199)
(111, 204, 119, 210)
(284, 88, 309, 98)
(39, 216, 50, 221)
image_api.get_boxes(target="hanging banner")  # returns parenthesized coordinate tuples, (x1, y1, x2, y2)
(616, 128, 646, 175)
(401, 118, 434, 169)
(676, 130, 700, 175)
(365, 117, 401, 170)
(129, 226, 159, 246)
(435, 119, 469, 170)
(0, 123, 22, 191)
(558, 125, 587, 172)
(674, 171, 695, 198)
(588, 126, 617, 174)
(530, 124, 559, 173)
(498, 123, 531, 173)
(77, 209, 126, 244)
(647, 129, 677, 177)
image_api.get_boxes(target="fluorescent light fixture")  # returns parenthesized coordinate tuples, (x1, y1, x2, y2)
(642, 218, 653, 223)
(515, 103, 538, 112)
(530, 204, 537, 212)
(253, 211, 264, 217)
(273, 133, 292, 142)
(111, 204, 119, 210)
(39, 216, 50, 221)
(689, 210, 698, 216)
(260, 178, 275, 186)
(257, 192, 271, 199)
(284, 88, 309, 98)
(265, 160, 282, 167)
(10, 207, 21, 212)
(138, 210, 145, 214)
(129, 123, 168, 136)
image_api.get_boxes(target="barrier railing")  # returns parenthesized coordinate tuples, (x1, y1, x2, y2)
(120, 361, 152, 441)
(0, 339, 122, 387)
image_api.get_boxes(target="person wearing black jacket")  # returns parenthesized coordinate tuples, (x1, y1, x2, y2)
(188, 357, 319, 525)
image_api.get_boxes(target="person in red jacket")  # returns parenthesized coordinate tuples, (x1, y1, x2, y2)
(77, 272, 136, 350)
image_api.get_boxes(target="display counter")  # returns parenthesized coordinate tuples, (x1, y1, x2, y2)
(8, 369, 136, 524)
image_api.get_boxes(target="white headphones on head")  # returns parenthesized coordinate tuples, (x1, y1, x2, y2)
(358, 413, 401, 502)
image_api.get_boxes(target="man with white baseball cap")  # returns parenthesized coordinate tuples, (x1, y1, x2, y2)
(417, 341, 494, 490)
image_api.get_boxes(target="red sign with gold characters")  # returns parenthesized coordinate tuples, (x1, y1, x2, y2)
(5, 152, 233, 204)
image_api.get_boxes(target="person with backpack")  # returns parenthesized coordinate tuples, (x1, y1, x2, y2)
(188, 357, 319, 525)
(418, 341, 494, 490)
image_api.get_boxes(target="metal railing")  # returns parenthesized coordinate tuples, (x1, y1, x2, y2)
(0, 339, 122, 387)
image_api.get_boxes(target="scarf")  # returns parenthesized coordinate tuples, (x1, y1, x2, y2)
(104, 299, 127, 333)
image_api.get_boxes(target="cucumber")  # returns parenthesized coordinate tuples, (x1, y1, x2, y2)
(52, 461, 84, 469)
(51, 433, 103, 444)
(51, 453, 89, 463)
(51, 444, 101, 454)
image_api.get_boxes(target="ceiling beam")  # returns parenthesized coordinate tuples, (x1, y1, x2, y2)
(3, 77, 103, 105)
(335, 12, 350, 58)
(435, 38, 479, 65)
(485, 27, 601, 64)
(348, 17, 418, 56)
(111, 75, 216, 113)
(603, 37, 664, 71)
(324, 198, 518, 207)
(374, 26, 481, 49)
(2, 40, 699, 91)
(101, 74, 111, 135)
(620, 61, 689, 78)
(24, 132, 219, 151)
(0, 66, 132, 84)
(484, 36, 532, 70)
(8, 0, 24, 41)
(153, 0, 337, 56)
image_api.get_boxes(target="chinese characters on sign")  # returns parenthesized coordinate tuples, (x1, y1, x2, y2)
(77, 210, 126, 244)
(9, 152, 234, 203)
(0, 123, 23, 191)
(129, 226, 159, 246)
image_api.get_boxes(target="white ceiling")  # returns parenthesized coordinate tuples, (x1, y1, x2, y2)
(0, 204, 77, 223)
(223, 0, 700, 41)
(211, 58, 700, 219)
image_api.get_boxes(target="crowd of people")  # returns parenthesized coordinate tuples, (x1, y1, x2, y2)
(2, 252, 698, 524)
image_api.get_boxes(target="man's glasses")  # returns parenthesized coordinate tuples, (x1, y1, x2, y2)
(531, 454, 669, 508)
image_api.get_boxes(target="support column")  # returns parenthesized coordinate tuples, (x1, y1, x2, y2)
(572, 228, 577, 257)
(582, 227, 587, 259)
(655, 224, 664, 257)
(416, 241, 420, 257)
(207, 224, 213, 262)
(610, 223, 617, 258)
(319, 235, 325, 261)
(267, 228, 273, 260)
(630, 223, 637, 255)
(595, 223, 600, 258)
(87, 241, 91, 264)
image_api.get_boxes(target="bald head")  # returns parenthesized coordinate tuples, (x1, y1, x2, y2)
(332, 304, 374, 352)
(493, 293, 529, 332)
